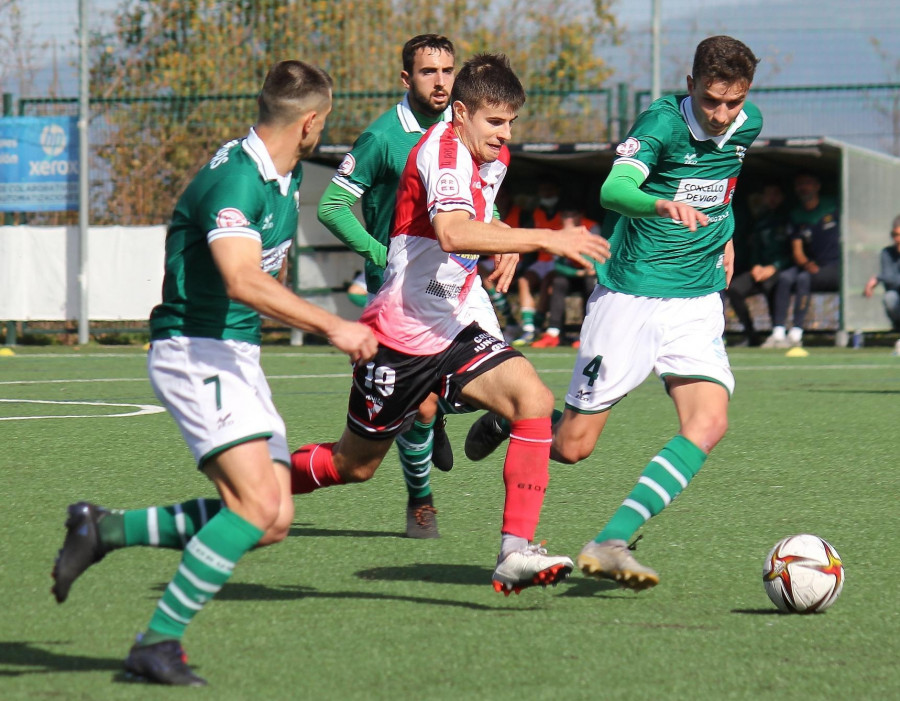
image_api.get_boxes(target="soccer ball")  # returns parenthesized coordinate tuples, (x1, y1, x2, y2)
(762, 534, 844, 613)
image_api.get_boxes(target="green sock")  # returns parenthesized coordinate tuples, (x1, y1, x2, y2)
(595, 435, 707, 543)
(488, 287, 510, 316)
(142, 507, 263, 643)
(99, 498, 222, 550)
(396, 419, 435, 501)
(520, 308, 535, 331)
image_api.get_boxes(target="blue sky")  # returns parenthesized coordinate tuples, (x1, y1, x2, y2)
(8, 0, 900, 152)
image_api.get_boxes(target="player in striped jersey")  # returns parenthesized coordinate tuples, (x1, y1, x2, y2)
(290, 54, 610, 594)
(314, 35, 462, 538)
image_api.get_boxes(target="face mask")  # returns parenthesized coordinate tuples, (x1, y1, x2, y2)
(539, 196, 559, 209)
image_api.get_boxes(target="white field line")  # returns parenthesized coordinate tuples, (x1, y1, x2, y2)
(0, 398, 166, 421)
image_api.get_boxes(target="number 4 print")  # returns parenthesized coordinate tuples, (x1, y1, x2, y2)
(582, 355, 603, 387)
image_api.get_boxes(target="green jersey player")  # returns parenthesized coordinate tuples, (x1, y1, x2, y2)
(467, 35, 762, 591)
(50, 61, 376, 686)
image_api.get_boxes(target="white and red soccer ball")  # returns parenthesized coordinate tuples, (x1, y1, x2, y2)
(762, 534, 844, 613)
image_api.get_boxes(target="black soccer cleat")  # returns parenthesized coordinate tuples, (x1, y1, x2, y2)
(464, 412, 510, 461)
(431, 416, 454, 472)
(51, 501, 110, 603)
(124, 639, 207, 686)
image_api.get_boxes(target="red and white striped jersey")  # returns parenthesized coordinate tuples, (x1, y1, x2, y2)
(360, 122, 509, 355)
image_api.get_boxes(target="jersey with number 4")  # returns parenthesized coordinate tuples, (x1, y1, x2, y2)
(600, 94, 763, 297)
(150, 129, 301, 344)
(359, 121, 508, 355)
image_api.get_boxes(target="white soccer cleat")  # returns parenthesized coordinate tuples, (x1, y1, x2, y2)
(577, 539, 660, 591)
(492, 542, 573, 596)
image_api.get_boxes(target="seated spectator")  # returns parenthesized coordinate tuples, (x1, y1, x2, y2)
(479, 187, 533, 330)
(512, 177, 562, 345)
(863, 215, 900, 343)
(531, 208, 601, 348)
(726, 182, 791, 346)
(762, 172, 840, 348)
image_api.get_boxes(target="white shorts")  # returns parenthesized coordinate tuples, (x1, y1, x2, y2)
(147, 336, 289, 466)
(565, 285, 734, 413)
(457, 279, 503, 338)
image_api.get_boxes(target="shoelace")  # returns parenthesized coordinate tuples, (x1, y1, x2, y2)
(521, 540, 549, 557)
(413, 504, 437, 527)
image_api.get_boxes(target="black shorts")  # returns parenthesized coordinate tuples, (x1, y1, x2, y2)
(347, 323, 520, 440)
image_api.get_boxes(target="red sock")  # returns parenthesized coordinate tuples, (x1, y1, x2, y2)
(290, 442, 343, 494)
(501, 417, 551, 540)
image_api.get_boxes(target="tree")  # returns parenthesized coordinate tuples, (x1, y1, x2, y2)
(89, 0, 618, 224)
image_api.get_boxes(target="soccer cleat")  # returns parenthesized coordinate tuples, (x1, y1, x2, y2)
(124, 638, 207, 686)
(530, 332, 560, 348)
(463, 412, 510, 462)
(511, 330, 535, 347)
(406, 503, 440, 539)
(492, 542, 573, 596)
(431, 416, 454, 472)
(576, 539, 660, 591)
(51, 501, 110, 603)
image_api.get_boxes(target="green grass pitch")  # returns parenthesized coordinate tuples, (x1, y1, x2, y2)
(0, 345, 897, 699)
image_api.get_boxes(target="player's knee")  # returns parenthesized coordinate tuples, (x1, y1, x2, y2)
(258, 510, 293, 546)
(510, 382, 555, 420)
(552, 433, 595, 464)
(683, 413, 728, 453)
(235, 488, 282, 534)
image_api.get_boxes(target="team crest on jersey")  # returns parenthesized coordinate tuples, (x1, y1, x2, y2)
(615, 137, 641, 158)
(735, 145, 747, 162)
(337, 153, 356, 177)
(216, 207, 249, 228)
(436, 170, 462, 196)
(365, 394, 384, 421)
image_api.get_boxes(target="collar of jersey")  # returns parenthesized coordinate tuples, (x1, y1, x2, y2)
(242, 127, 293, 196)
(397, 93, 452, 134)
(680, 96, 747, 148)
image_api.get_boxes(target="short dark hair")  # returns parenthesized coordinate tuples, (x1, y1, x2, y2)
(402, 34, 455, 74)
(692, 35, 759, 87)
(257, 60, 333, 127)
(451, 53, 525, 115)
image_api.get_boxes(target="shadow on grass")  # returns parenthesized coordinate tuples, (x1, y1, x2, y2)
(289, 523, 399, 539)
(356, 563, 493, 585)
(0, 641, 122, 677)
(731, 608, 783, 615)
(150, 581, 527, 611)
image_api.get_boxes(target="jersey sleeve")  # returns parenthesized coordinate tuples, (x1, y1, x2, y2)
(419, 138, 476, 220)
(600, 164, 658, 218)
(611, 108, 670, 181)
(317, 181, 387, 268)
(197, 172, 266, 244)
(331, 130, 384, 198)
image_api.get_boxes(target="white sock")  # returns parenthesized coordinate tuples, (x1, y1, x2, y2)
(771, 325, 786, 340)
(544, 327, 560, 337)
(499, 534, 529, 562)
(788, 327, 803, 342)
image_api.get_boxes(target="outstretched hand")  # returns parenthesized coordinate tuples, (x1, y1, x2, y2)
(547, 226, 611, 270)
(655, 200, 709, 232)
